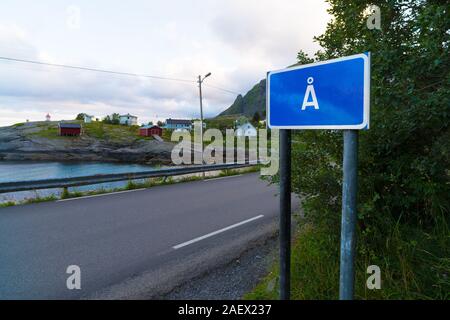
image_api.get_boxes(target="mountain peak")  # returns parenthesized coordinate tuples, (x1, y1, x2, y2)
(217, 79, 266, 119)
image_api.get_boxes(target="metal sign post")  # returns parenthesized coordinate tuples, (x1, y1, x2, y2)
(339, 130, 359, 299)
(267, 53, 370, 300)
(279, 129, 291, 300)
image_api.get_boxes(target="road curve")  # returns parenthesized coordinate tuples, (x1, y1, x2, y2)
(0, 173, 299, 299)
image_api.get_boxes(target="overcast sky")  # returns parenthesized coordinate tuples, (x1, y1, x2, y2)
(0, 0, 330, 126)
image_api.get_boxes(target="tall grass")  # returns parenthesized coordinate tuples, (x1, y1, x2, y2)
(245, 215, 449, 300)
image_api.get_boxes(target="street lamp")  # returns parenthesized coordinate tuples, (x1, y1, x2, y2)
(197, 72, 211, 168)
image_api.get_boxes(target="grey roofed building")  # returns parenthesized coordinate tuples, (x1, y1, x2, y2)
(58, 122, 82, 136)
(119, 114, 138, 126)
(165, 118, 192, 130)
(166, 118, 192, 125)
(58, 123, 81, 129)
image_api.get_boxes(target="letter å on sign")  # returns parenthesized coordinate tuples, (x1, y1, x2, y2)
(267, 53, 370, 130)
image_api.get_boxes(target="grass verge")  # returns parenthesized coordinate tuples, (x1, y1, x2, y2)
(245, 217, 449, 300)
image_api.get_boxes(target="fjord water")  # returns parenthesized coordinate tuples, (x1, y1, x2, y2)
(0, 161, 157, 203)
(0, 161, 156, 183)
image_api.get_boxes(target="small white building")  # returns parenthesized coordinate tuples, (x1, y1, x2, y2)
(84, 114, 94, 123)
(235, 122, 257, 137)
(119, 114, 138, 126)
(174, 128, 190, 133)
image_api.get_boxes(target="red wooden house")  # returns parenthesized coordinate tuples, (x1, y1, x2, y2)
(139, 125, 163, 137)
(59, 123, 82, 136)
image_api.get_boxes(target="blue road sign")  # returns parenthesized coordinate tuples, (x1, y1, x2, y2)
(267, 53, 370, 129)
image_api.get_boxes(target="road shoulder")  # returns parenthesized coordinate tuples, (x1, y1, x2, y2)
(163, 232, 278, 300)
(88, 218, 278, 300)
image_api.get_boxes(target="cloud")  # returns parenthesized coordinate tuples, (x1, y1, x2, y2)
(0, 1, 330, 127)
(210, 0, 329, 63)
(0, 25, 205, 125)
(0, 24, 38, 59)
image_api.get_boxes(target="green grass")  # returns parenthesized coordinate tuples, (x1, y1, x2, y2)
(245, 217, 450, 300)
(31, 125, 59, 139)
(27, 121, 153, 143)
(205, 116, 238, 132)
(83, 122, 106, 139)
(83, 122, 150, 143)
(244, 222, 339, 300)
(24, 195, 58, 204)
(0, 201, 16, 208)
(55, 174, 213, 200)
(161, 128, 174, 142)
(0, 196, 58, 208)
(219, 165, 260, 177)
(124, 175, 203, 190)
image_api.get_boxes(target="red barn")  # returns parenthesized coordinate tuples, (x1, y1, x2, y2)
(139, 125, 163, 137)
(59, 123, 82, 136)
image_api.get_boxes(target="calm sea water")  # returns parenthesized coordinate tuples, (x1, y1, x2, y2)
(0, 161, 158, 203)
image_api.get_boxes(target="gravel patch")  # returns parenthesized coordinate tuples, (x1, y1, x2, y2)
(163, 235, 278, 300)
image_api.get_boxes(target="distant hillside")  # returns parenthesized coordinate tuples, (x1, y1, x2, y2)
(218, 79, 266, 119)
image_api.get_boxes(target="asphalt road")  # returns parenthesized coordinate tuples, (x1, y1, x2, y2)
(0, 173, 299, 299)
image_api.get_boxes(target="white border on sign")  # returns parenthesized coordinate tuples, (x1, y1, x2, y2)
(267, 53, 370, 130)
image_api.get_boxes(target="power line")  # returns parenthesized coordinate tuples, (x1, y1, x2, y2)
(0, 56, 241, 96)
(0, 56, 195, 83)
(204, 84, 240, 95)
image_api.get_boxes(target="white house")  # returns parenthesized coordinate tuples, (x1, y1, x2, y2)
(174, 128, 190, 133)
(119, 114, 138, 126)
(165, 118, 192, 130)
(235, 122, 257, 137)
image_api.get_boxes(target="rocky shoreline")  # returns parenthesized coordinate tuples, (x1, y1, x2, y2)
(0, 121, 175, 165)
(0, 150, 173, 165)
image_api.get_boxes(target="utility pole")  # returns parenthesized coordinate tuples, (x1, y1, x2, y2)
(197, 72, 211, 174)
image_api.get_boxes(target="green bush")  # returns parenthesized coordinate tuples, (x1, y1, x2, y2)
(298, 0, 450, 232)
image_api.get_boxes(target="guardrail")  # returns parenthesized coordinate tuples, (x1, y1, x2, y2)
(0, 162, 259, 194)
